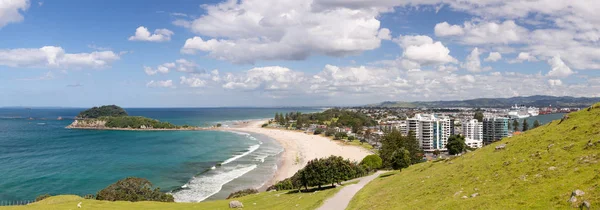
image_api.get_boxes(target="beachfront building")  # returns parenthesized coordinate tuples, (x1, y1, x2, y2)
(462, 119, 483, 148)
(380, 120, 407, 134)
(483, 117, 509, 145)
(408, 114, 451, 152)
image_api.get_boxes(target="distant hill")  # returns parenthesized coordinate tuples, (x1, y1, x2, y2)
(76, 105, 128, 119)
(349, 102, 600, 209)
(366, 95, 600, 108)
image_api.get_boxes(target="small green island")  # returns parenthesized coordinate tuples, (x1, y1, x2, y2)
(67, 105, 207, 131)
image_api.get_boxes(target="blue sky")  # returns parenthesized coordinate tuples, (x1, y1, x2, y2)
(1, 0, 599, 107)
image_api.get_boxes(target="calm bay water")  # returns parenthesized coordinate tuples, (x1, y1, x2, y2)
(0, 107, 319, 201)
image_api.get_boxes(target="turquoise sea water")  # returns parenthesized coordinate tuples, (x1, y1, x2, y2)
(0, 108, 319, 202)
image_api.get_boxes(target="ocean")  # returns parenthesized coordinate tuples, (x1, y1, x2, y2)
(0, 107, 320, 202)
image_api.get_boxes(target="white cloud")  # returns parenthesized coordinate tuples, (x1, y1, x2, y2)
(179, 0, 387, 64)
(222, 66, 304, 91)
(548, 79, 562, 86)
(0, 46, 119, 69)
(444, 20, 529, 45)
(434, 22, 464, 37)
(128, 26, 174, 42)
(393, 35, 457, 67)
(143, 59, 202, 75)
(484, 52, 502, 62)
(180, 76, 206, 87)
(146, 80, 174, 88)
(509, 52, 537, 63)
(143, 62, 174, 75)
(377, 28, 392, 40)
(461, 48, 490, 73)
(547, 56, 574, 78)
(0, 0, 29, 28)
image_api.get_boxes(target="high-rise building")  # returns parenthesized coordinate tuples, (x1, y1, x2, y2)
(408, 114, 451, 152)
(462, 119, 483, 148)
(483, 117, 509, 144)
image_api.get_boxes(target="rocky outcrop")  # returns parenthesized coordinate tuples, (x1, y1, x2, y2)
(66, 119, 107, 129)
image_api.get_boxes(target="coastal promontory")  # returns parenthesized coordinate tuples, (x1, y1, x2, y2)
(67, 105, 203, 130)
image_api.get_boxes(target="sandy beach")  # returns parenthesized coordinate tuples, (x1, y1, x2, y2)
(226, 120, 373, 188)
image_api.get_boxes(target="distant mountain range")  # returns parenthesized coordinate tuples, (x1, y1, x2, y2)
(365, 95, 600, 108)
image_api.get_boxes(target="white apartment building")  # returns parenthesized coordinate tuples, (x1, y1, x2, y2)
(408, 114, 451, 152)
(462, 119, 483, 148)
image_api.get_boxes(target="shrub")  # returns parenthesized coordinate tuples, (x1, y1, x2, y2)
(35, 194, 51, 202)
(262, 123, 268, 127)
(335, 132, 348, 139)
(313, 128, 324, 135)
(325, 129, 336, 137)
(96, 177, 174, 202)
(227, 188, 258, 199)
(216, 123, 222, 127)
(348, 136, 356, 141)
(360, 154, 383, 171)
(84, 194, 95, 199)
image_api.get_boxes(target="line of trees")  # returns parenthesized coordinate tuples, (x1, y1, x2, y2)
(273, 109, 376, 133)
(101, 116, 179, 129)
(267, 156, 367, 191)
(511, 119, 541, 132)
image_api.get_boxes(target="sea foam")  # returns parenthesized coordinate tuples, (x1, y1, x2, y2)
(172, 164, 258, 202)
(222, 144, 260, 165)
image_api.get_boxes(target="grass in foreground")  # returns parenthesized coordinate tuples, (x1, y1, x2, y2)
(349, 103, 600, 209)
(3, 183, 355, 210)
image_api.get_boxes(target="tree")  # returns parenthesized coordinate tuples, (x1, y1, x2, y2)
(446, 135, 467, 155)
(533, 120, 541, 128)
(360, 154, 382, 171)
(380, 130, 422, 168)
(432, 149, 441, 156)
(314, 128, 324, 135)
(474, 112, 484, 122)
(522, 119, 529, 131)
(512, 119, 520, 131)
(391, 148, 411, 170)
(96, 177, 174, 202)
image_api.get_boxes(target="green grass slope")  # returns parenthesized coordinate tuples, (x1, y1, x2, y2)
(2, 184, 347, 210)
(349, 103, 600, 209)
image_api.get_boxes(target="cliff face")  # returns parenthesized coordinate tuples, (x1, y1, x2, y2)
(66, 119, 107, 129)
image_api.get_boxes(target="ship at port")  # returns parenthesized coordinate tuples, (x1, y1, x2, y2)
(507, 104, 539, 119)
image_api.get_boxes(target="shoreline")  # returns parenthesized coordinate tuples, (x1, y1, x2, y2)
(224, 119, 373, 189)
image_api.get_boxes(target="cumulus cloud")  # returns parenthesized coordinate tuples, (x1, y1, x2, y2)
(144, 62, 175, 75)
(484, 52, 502, 62)
(393, 35, 457, 67)
(548, 79, 562, 86)
(547, 56, 574, 78)
(509, 52, 537, 63)
(179, 0, 388, 64)
(128, 26, 174, 42)
(222, 66, 304, 91)
(143, 59, 202, 75)
(434, 22, 464, 37)
(0, 0, 29, 28)
(461, 48, 491, 73)
(146, 80, 174, 88)
(180, 76, 206, 87)
(0, 46, 119, 69)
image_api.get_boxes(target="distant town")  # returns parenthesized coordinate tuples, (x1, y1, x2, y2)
(266, 104, 580, 157)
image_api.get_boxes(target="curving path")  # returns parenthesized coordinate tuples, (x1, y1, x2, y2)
(317, 171, 385, 210)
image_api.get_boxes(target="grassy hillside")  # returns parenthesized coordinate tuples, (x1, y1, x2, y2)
(3, 184, 347, 209)
(349, 103, 600, 209)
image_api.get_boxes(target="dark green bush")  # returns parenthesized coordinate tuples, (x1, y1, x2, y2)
(313, 128, 324, 135)
(348, 136, 356, 141)
(102, 116, 178, 129)
(96, 177, 174, 202)
(360, 154, 382, 171)
(35, 194, 51, 202)
(227, 188, 258, 199)
(262, 123, 268, 127)
(84, 194, 95, 199)
(325, 129, 336, 137)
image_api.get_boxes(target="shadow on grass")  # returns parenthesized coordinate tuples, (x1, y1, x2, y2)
(285, 185, 337, 194)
